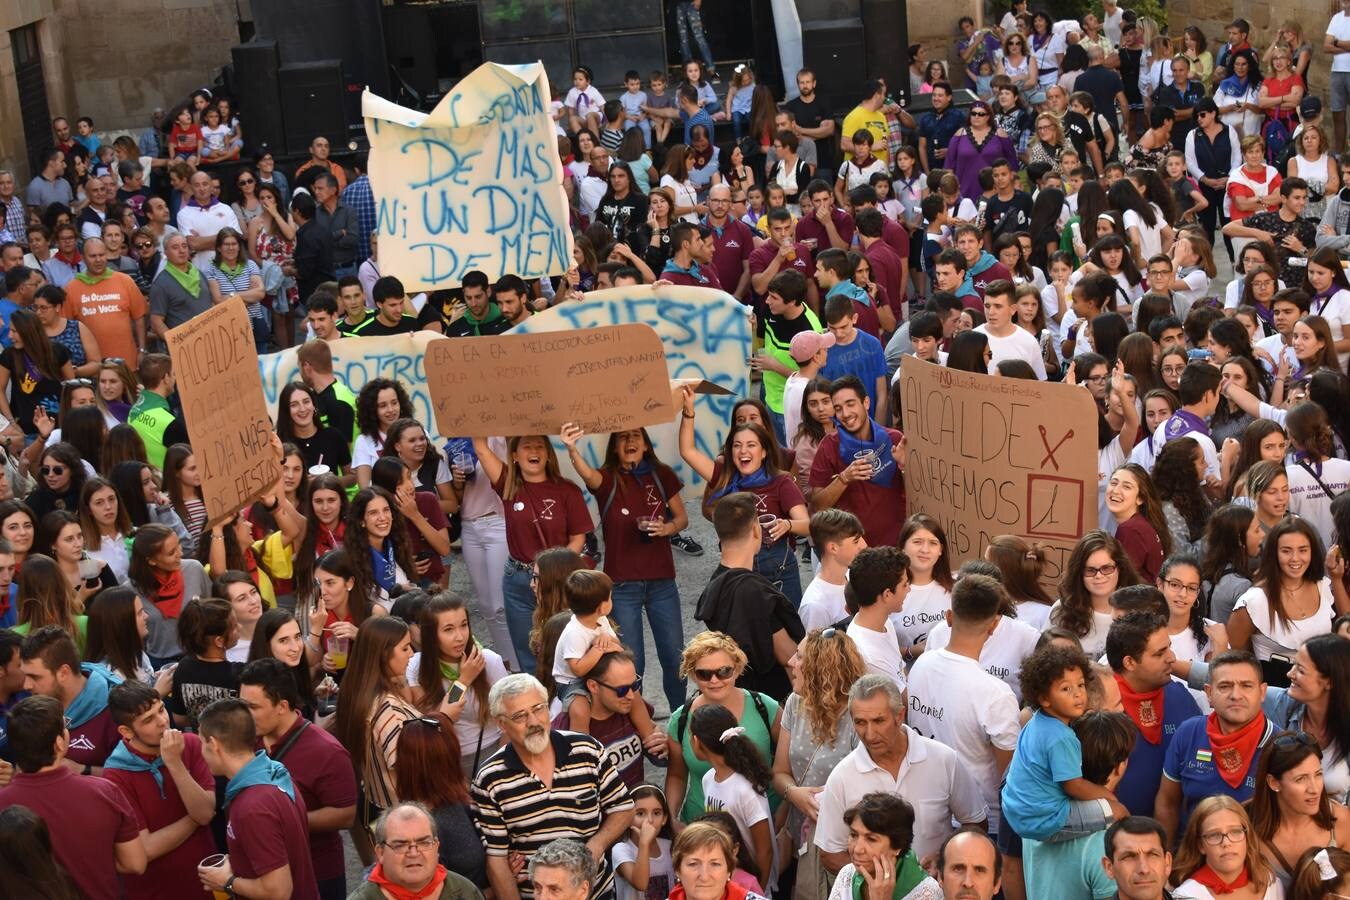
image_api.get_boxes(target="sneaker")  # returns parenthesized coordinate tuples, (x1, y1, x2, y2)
(670, 532, 705, 556)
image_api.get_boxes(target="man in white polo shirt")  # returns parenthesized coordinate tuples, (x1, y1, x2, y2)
(814, 674, 988, 870)
(176, 170, 239, 273)
(976, 279, 1047, 379)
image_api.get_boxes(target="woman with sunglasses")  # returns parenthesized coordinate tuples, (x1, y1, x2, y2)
(0, 307, 74, 437)
(229, 167, 263, 232)
(997, 32, 1039, 98)
(26, 442, 88, 521)
(1247, 729, 1350, 892)
(1265, 634, 1350, 806)
(665, 631, 782, 827)
(1170, 795, 1279, 898)
(130, 226, 164, 287)
(771, 627, 865, 898)
(945, 101, 1018, 202)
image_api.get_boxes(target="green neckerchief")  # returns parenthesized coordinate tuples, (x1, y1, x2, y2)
(851, 850, 929, 900)
(74, 269, 113, 286)
(463, 302, 504, 328)
(218, 260, 246, 279)
(164, 262, 201, 297)
(438, 638, 484, 682)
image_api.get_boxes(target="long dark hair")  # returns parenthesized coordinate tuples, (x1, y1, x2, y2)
(8, 307, 63, 381)
(1248, 730, 1336, 841)
(986, 534, 1056, 608)
(333, 616, 411, 779)
(274, 381, 322, 443)
(61, 406, 106, 474)
(947, 331, 990, 373)
(1211, 320, 1273, 397)
(293, 473, 349, 613)
(705, 422, 784, 500)
(794, 377, 834, 445)
(1200, 504, 1255, 591)
(83, 586, 146, 683)
(1027, 188, 1065, 270)
(1151, 438, 1209, 543)
(1087, 234, 1143, 289)
(415, 593, 490, 724)
(247, 608, 314, 707)
(162, 443, 199, 527)
(1302, 635, 1350, 763)
(0, 806, 81, 899)
(78, 476, 131, 549)
(899, 514, 955, 591)
(689, 702, 772, 793)
(1107, 178, 1158, 229)
(1159, 554, 1207, 646)
(1116, 463, 1174, 558)
(1226, 420, 1287, 501)
(316, 547, 375, 627)
(102, 424, 148, 473)
(1253, 518, 1326, 628)
(109, 460, 154, 528)
(343, 487, 416, 603)
(1055, 531, 1140, 638)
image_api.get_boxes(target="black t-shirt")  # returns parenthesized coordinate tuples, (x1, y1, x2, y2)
(336, 312, 374, 336)
(785, 94, 835, 171)
(290, 426, 352, 473)
(694, 565, 805, 703)
(596, 193, 648, 249)
(352, 315, 418, 337)
(417, 289, 463, 332)
(314, 382, 355, 442)
(1119, 48, 1143, 104)
(6, 343, 71, 435)
(444, 306, 513, 338)
(1076, 66, 1126, 130)
(1063, 111, 1097, 170)
(639, 227, 672, 273)
(986, 190, 1034, 238)
(169, 656, 241, 728)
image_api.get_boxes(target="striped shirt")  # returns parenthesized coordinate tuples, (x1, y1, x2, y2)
(205, 260, 266, 322)
(472, 729, 634, 899)
(365, 693, 420, 809)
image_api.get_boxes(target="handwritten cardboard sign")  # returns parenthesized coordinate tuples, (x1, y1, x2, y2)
(363, 61, 573, 290)
(167, 297, 280, 527)
(425, 324, 674, 437)
(898, 356, 1099, 590)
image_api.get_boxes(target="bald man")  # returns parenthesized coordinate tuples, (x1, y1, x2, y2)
(63, 237, 146, 371)
(703, 183, 756, 300)
(938, 829, 1001, 900)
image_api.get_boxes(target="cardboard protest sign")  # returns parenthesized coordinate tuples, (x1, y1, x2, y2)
(898, 356, 1099, 589)
(167, 297, 280, 527)
(424, 324, 673, 437)
(363, 61, 572, 290)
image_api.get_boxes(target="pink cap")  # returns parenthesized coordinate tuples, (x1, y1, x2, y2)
(790, 330, 836, 364)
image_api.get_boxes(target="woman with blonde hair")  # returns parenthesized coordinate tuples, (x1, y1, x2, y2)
(1170, 795, 1279, 898)
(1265, 20, 1312, 85)
(1027, 114, 1067, 174)
(1289, 123, 1340, 219)
(771, 628, 865, 900)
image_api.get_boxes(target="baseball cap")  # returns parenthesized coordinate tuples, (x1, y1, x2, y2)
(1300, 96, 1322, 119)
(790, 331, 836, 364)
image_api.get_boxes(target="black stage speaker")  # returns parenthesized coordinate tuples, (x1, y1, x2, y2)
(279, 61, 347, 157)
(801, 18, 867, 115)
(862, 0, 910, 106)
(231, 42, 284, 156)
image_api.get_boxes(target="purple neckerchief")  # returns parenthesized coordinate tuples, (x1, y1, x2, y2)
(1154, 408, 1209, 455)
(1313, 288, 1340, 317)
(1252, 299, 1274, 327)
(1292, 450, 1321, 477)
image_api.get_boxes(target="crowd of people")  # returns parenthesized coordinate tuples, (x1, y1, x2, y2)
(6, 6, 1350, 900)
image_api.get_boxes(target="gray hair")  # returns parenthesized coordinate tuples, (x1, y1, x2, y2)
(373, 801, 435, 845)
(849, 673, 906, 714)
(315, 171, 340, 190)
(1086, 44, 1105, 63)
(117, 161, 143, 180)
(488, 672, 548, 718)
(527, 838, 596, 890)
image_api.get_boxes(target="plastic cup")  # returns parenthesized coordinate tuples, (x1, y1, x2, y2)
(308, 464, 331, 478)
(200, 854, 229, 900)
(852, 449, 880, 476)
(757, 513, 778, 546)
(636, 515, 662, 534)
(330, 635, 350, 670)
(801, 237, 819, 250)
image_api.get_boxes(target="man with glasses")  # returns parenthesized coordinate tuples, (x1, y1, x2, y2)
(703, 184, 754, 302)
(62, 237, 147, 368)
(1154, 650, 1274, 846)
(551, 649, 665, 788)
(195, 697, 320, 900)
(351, 802, 483, 899)
(473, 673, 633, 900)
(240, 658, 356, 900)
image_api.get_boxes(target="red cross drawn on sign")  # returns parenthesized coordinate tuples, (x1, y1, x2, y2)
(1039, 425, 1073, 471)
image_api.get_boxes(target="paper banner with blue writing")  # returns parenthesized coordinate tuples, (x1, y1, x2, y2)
(362, 61, 572, 290)
(898, 356, 1099, 590)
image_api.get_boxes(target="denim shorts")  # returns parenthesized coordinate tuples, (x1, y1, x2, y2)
(557, 677, 592, 708)
(1332, 71, 1350, 112)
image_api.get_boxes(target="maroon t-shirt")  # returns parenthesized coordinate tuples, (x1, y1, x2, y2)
(707, 219, 756, 296)
(661, 264, 723, 289)
(702, 463, 807, 542)
(970, 260, 1014, 298)
(796, 208, 856, 248)
(226, 782, 321, 899)
(406, 490, 451, 580)
(67, 706, 120, 769)
(492, 475, 593, 563)
(808, 428, 907, 546)
(104, 734, 217, 899)
(0, 767, 141, 900)
(882, 215, 911, 262)
(748, 241, 815, 303)
(594, 466, 684, 582)
(864, 240, 906, 325)
(265, 717, 357, 882)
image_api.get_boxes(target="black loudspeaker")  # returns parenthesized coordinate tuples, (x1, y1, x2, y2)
(279, 61, 347, 157)
(231, 42, 285, 156)
(801, 19, 867, 116)
(861, 0, 911, 107)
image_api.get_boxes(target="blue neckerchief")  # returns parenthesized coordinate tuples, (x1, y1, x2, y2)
(662, 258, 704, 280)
(105, 740, 167, 798)
(703, 216, 725, 238)
(709, 465, 773, 501)
(370, 541, 397, 592)
(66, 663, 121, 728)
(623, 459, 654, 477)
(224, 750, 296, 806)
(1218, 74, 1249, 97)
(835, 418, 899, 487)
(827, 279, 872, 308)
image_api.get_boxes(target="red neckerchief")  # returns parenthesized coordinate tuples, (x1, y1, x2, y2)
(1115, 674, 1165, 744)
(53, 249, 82, 266)
(691, 144, 713, 169)
(1205, 711, 1267, 789)
(153, 568, 186, 618)
(321, 609, 353, 651)
(1190, 863, 1250, 895)
(316, 521, 344, 557)
(368, 862, 448, 900)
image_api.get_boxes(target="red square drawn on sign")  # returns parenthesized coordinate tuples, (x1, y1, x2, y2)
(1026, 475, 1085, 540)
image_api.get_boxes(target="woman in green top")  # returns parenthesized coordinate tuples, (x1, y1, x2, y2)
(665, 630, 782, 825)
(13, 552, 89, 654)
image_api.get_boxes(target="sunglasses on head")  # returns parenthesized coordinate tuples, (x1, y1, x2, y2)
(62, 378, 92, 388)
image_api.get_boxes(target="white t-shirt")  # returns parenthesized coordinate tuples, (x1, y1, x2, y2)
(1102, 7, 1123, 44)
(702, 768, 777, 888)
(1047, 602, 1115, 658)
(552, 615, 619, 684)
(783, 373, 809, 443)
(612, 838, 675, 900)
(1040, 282, 1067, 321)
(1173, 877, 1283, 900)
(1172, 267, 1211, 319)
(565, 85, 606, 114)
(889, 580, 953, 649)
(905, 649, 1021, 827)
(1122, 206, 1167, 260)
(352, 431, 387, 471)
(1225, 275, 1287, 309)
(177, 200, 242, 272)
(1288, 458, 1350, 557)
(1149, 419, 1221, 480)
(1256, 333, 1299, 372)
(977, 324, 1049, 379)
(925, 615, 1043, 702)
(225, 637, 250, 663)
(1310, 288, 1350, 371)
(1234, 579, 1336, 662)
(661, 175, 701, 224)
(847, 618, 907, 690)
(800, 577, 848, 633)
(408, 648, 507, 757)
(838, 157, 888, 193)
(1331, 13, 1350, 73)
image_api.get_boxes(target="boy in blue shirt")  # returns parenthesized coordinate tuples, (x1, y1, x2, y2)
(678, 84, 716, 146)
(619, 70, 651, 147)
(1002, 644, 1127, 844)
(817, 251, 889, 423)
